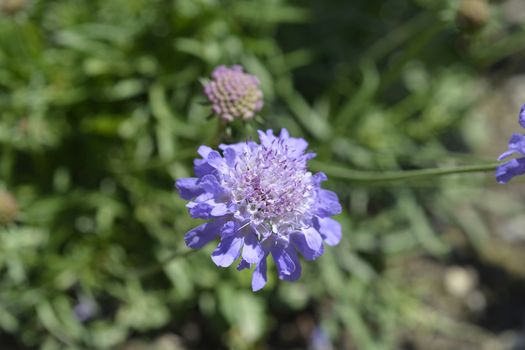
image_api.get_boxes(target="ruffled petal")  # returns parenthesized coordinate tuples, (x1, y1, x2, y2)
(511, 134, 525, 154)
(197, 145, 213, 158)
(291, 227, 324, 261)
(187, 201, 214, 219)
(313, 172, 327, 186)
(210, 203, 229, 216)
(282, 136, 309, 158)
(175, 178, 203, 200)
(498, 134, 525, 160)
(282, 248, 302, 281)
(259, 129, 311, 158)
(219, 142, 249, 156)
(220, 221, 237, 238)
(496, 157, 525, 184)
(206, 151, 228, 172)
(257, 129, 277, 148)
(271, 246, 299, 280)
(279, 128, 290, 139)
(242, 232, 265, 264)
(304, 152, 316, 161)
(315, 189, 342, 217)
(187, 194, 229, 219)
(252, 257, 268, 292)
(498, 149, 517, 161)
(222, 147, 237, 167)
(184, 220, 223, 249)
(198, 175, 224, 196)
(194, 158, 215, 177)
(211, 235, 243, 267)
(315, 217, 342, 246)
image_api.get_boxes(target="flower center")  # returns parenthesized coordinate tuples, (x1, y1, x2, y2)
(226, 141, 315, 235)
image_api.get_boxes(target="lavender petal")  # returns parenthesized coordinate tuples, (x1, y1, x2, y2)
(211, 235, 243, 267)
(175, 177, 202, 200)
(242, 232, 265, 264)
(184, 220, 223, 249)
(252, 257, 268, 292)
(496, 157, 525, 184)
(315, 217, 342, 246)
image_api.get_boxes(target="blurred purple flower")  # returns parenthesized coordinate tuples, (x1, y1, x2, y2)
(176, 129, 342, 291)
(496, 104, 525, 184)
(73, 296, 97, 322)
(309, 327, 333, 350)
(203, 65, 263, 121)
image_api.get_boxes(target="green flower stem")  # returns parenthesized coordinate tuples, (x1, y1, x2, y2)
(309, 161, 500, 182)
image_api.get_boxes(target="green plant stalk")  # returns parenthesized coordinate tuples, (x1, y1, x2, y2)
(309, 161, 499, 182)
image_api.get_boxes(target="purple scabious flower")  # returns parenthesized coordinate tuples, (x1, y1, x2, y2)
(73, 296, 97, 322)
(496, 104, 525, 184)
(203, 65, 263, 122)
(176, 129, 342, 291)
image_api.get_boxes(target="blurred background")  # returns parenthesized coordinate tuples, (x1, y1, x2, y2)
(1, 0, 525, 349)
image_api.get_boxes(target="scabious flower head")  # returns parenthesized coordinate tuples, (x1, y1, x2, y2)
(176, 129, 342, 291)
(203, 65, 263, 122)
(496, 104, 525, 184)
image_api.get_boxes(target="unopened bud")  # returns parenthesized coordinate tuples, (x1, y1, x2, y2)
(203, 65, 263, 122)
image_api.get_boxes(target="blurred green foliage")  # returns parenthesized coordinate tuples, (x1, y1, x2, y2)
(1, 0, 524, 349)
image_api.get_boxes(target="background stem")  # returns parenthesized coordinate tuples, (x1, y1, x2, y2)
(309, 161, 500, 182)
